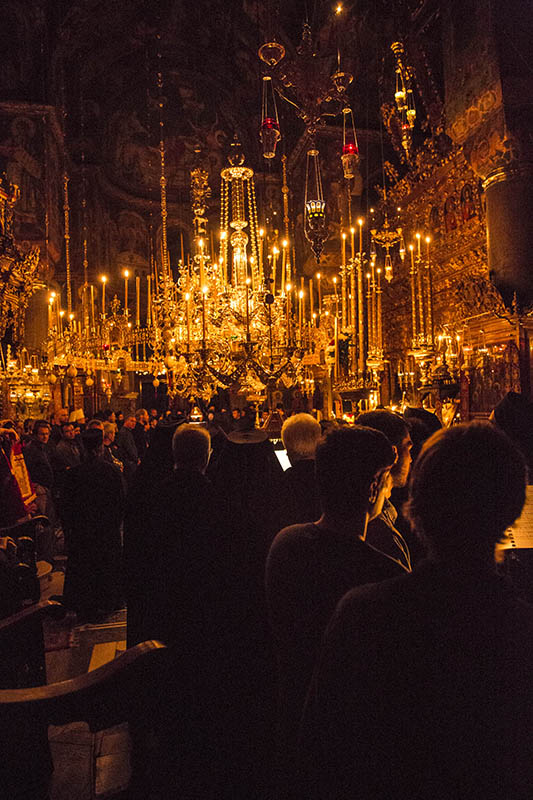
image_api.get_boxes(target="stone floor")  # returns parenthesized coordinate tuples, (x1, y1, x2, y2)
(41, 569, 132, 799)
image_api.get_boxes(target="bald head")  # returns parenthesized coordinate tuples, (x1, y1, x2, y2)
(172, 423, 211, 473)
(281, 413, 322, 463)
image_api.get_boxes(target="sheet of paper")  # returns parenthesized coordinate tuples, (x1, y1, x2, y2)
(500, 485, 533, 550)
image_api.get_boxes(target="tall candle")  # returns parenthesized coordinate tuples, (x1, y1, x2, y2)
(350, 226, 355, 261)
(409, 245, 417, 345)
(123, 270, 129, 316)
(316, 272, 322, 317)
(333, 276, 339, 318)
(341, 232, 347, 329)
(334, 315, 339, 381)
(286, 282, 292, 345)
(350, 265, 356, 371)
(90, 285, 95, 329)
(425, 236, 434, 346)
(245, 278, 251, 342)
(366, 272, 373, 353)
(180, 231, 185, 264)
(185, 292, 191, 352)
(300, 277, 306, 322)
(136, 275, 140, 327)
(201, 288, 207, 343)
(101, 276, 107, 319)
(147, 275, 151, 326)
(298, 289, 303, 344)
(309, 278, 314, 319)
(199, 239, 205, 287)
(281, 240, 287, 295)
(272, 247, 279, 294)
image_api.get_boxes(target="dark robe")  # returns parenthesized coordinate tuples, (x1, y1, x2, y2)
(298, 561, 533, 800)
(62, 456, 124, 615)
(266, 522, 403, 799)
(279, 458, 321, 528)
(124, 467, 230, 798)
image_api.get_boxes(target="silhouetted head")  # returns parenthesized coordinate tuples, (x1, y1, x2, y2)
(172, 423, 211, 473)
(357, 410, 412, 488)
(315, 426, 395, 520)
(281, 413, 322, 463)
(82, 427, 104, 458)
(406, 422, 527, 559)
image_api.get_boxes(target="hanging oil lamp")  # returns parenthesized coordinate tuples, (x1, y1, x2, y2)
(341, 107, 359, 179)
(304, 147, 328, 263)
(260, 76, 281, 159)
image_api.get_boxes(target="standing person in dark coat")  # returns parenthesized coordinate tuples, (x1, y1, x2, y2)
(211, 428, 285, 798)
(54, 421, 83, 471)
(132, 408, 149, 460)
(116, 413, 138, 483)
(266, 426, 403, 799)
(279, 413, 322, 528)
(298, 423, 533, 800)
(62, 428, 124, 619)
(125, 424, 229, 799)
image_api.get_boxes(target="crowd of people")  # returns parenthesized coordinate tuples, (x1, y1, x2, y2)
(1, 392, 533, 798)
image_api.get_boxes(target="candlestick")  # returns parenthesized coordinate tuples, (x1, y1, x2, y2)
(425, 236, 434, 347)
(416, 249, 425, 345)
(281, 240, 287, 295)
(357, 257, 364, 374)
(147, 275, 151, 326)
(135, 275, 140, 327)
(185, 292, 191, 352)
(341, 232, 347, 329)
(334, 315, 339, 381)
(350, 226, 355, 261)
(409, 245, 417, 345)
(350, 263, 356, 372)
(298, 289, 303, 345)
(59, 310, 64, 336)
(300, 277, 306, 323)
(309, 278, 314, 319)
(101, 275, 107, 319)
(123, 269, 129, 316)
(286, 282, 292, 345)
(272, 247, 279, 294)
(366, 272, 373, 354)
(199, 238, 205, 287)
(259, 228, 264, 282)
(316, 272, 322, 317)
(377, 267, 383, 352)
(90, 285, 95, 329)
(180, 231, 185, 264)
(47, 297, 52, 332)
(201, 286, 208, 344)
(358, 217, 363, 255)
(245, 278, 251, 342)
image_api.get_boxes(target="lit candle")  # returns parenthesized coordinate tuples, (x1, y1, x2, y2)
(101, 275, 107, 319)
(272, 246, 279, 294)
(201, 286, 208, 344)
(59, 309, 65, 336)
(309, 278, 314, 319)
(333, 276, 339, 318)
(350, 226, 355, 261)
(285, 282, 292, 345)
(334, 315, 339, 381)
(366, 272, 373, 353)
(298, 289, 304, 344)
(416, 231, 421, 258)
(281, 239, 287, 295)
(245, 277, 251, 342)
(301, 277, 306, 322)
(358, 217, 363, 255)
(199, 238, 205, 288)
(341, 232, 347, 329)
(185, 292, 191, 352)
(147, 275, 151, 326)
(90, 285, 95, 329)
(136, 275, 140, 327)
(47, 296, 53, 331)
(409, 245, 417, 345)
(316, 272, 322, 316)
(180, 231, 185, 264)
(123, 269, 130, 316)
(258, 228, 265, 281)
(425, 235, 434, 346)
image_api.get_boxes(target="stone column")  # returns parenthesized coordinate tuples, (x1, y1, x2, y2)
(444, 0, 533, 307)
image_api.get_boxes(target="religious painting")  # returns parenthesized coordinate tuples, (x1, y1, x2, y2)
(0, 105, 64, 267)
(444, 195, 458, 233)
(460, 183, 476, 222)
(429, 205, 441, 235)
(107, 73, 229, 198)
